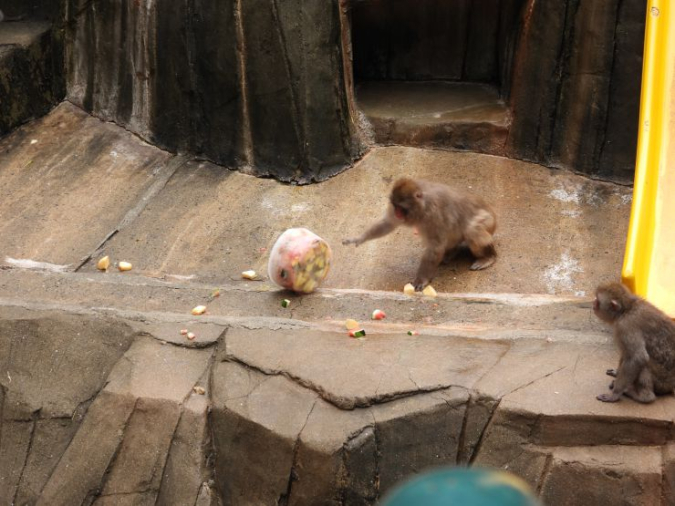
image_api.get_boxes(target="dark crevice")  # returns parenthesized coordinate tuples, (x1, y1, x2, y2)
(468, 398, 501, 465)
(11, 414, 38, 506)
(278, 399, 317, 506)
(596, 0, 623, 169)
(270, 0, 306, 171)
(455, 393, 472, 464)
(545, 0, 578, 161)
(93, 396, 141, 500)
(153, 404, 185, 503)
(536, 453, 554, 495)
(371, 412, 381, 501)
(226, 352, 461, 410)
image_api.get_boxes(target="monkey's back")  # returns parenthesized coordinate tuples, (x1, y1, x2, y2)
(418, 180, 495, 244)
(624, 301, 675, 392)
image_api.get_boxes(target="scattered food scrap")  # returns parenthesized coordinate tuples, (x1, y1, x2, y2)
(281, 299, 291, 308)
(193, 386, 206, 395)
(96, 256, 110, 271)
(118, 261, 133, 272)
(191, 305, 207, 316)
(407, 330, 420, 336)
(30, 139, 38, 145)
(345, 319, 359, 330)
(187, 332, 196, 340)
(349, 329, 366, 338)
(403, 283, 415, 296)
(180, 329, 188, 335)
(371, 309, 386, 320)
(242, 270, 258, 280)
(210, 288, 221, 299)
(422, 285, 438, 298)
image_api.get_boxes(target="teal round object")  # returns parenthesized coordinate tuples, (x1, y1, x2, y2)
(381, 468, 540, 506)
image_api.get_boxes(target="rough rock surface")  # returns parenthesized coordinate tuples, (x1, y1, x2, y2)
(63, 0, 363, 183)
(0, 21, 65, 136)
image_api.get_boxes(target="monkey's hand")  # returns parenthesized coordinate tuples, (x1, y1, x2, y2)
(342, 237, 363, 247)
(596, 392, 621, 403)
(413, 278, 429, 292)
(606, 369, 618, 377)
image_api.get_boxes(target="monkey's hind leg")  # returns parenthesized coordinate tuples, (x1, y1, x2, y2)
(625, 368, 656, 403)
(465, 225, 496, 271)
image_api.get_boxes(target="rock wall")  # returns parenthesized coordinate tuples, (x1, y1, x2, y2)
(63, 0, 363, 184)
(2, 304, 675, 506)
(61, 0, 643, 183)
(0, 22, 65, 136)
(507, 0, 645, 182)
(350, 0, 645, 182)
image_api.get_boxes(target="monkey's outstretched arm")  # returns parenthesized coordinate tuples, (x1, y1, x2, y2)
(597, 338, 648, 402)
(343, 208, 400, 247)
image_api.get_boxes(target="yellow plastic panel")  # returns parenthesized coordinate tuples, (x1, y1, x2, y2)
(622, 1, 675, 316)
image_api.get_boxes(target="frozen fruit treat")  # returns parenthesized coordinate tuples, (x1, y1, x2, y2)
(268, 228, 332, 293)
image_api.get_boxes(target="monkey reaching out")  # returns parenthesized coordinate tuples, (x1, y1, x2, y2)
(593, 282, 675, 403)
(343, 177, 497, 290)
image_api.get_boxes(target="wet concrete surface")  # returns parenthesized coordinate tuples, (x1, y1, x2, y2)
(0, 102, 631, 296)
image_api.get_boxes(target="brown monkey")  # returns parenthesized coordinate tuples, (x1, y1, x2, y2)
(343, 177, 497, 290)
(594, 282, 675, 403)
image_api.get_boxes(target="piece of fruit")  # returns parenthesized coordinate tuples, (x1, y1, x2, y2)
(371, 309, 386, 320)
(193, 386, 206, 395)
(349, 329, 366, 338)
(345, 319, 359, 330)
(180, 329, 188, 335)
(187, 332, 196, 340)
(118, 261, 132, 272)
(191, 305, 207, 315)
(422, 285, 438, 298)
(281, 299, 291, 308)
(407, 330, 420, 336)
(403, 283, 415, 295)
(96, 256, 110, 271)
(242, 270, 257, 280)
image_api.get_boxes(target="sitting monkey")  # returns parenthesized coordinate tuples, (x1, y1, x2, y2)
(594, 282, 675, 403)
(343, 177, 497, 290)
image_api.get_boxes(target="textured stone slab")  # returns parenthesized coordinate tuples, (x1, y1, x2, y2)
(0, 420, 33, 505)
(155, 394, 212, 506)
(500, 344, 675, 446)
(540, 446, 662, 506)
(100, 398, 181, 499)
(211, 361, 319, 505)
(105, 337, 213, 403)
(0, 309, 136, 418)
(224, 327, 508, 409)
(0, 103, 173, 267)
(37, 391, 137, 506)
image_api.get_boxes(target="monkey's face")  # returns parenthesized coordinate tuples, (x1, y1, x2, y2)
(390, 188, 423, 224)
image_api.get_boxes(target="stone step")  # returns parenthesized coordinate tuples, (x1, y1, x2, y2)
(357, 81, 510, 156)
(0, 20, 63, 136)
(0, 275, 673, 505)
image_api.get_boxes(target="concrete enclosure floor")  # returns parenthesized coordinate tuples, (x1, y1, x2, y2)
(0, 102, 630, 296)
